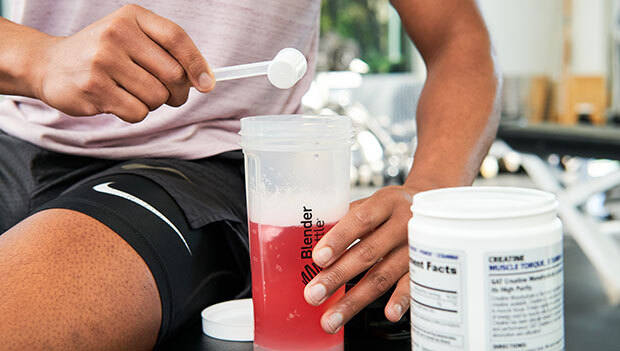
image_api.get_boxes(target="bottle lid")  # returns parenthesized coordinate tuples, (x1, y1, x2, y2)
(201, 298, 254, 342)
(239, 114, 355, 151)
(412, 186, 557, 219)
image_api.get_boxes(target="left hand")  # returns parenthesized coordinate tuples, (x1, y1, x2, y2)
(303, 185, 416, 333)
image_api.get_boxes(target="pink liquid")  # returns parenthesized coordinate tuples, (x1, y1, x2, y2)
(250, 220, 344, 351)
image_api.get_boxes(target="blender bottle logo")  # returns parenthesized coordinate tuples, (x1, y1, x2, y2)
(302, 262, 323, 285)
(299, 206, 329, 285)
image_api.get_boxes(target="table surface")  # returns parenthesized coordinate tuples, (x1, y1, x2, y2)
(156, 236, 620, 351)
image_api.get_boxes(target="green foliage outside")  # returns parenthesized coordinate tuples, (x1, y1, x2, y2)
(320, 0, 408, 73)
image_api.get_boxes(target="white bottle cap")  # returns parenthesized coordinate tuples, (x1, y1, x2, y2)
(267, 48, 308, 89)
(201, 298, 254, 342)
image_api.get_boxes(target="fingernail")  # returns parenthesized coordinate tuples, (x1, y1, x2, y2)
(392, 303, 403, 319)
(327, 312, 343, 333)
(314, 247, 332, 266)
(198, 72, 213, 90)
(307, 283, 326, 305)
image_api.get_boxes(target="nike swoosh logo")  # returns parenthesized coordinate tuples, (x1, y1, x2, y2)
(93, 182, 192, 255)
(120, 163, 194, 184)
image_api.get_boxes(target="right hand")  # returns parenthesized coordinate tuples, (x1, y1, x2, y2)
(30, 4, 214, 123)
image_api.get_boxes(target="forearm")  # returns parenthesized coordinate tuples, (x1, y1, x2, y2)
(0, 17, 53, 98)
(303, 37, 501, 329)
(405, 36, 501, 191)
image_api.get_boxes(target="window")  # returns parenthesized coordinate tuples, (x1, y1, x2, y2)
(319, 0, 419, 73)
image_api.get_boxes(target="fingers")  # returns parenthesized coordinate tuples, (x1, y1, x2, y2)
(305, 187, 414, 334)
(304, 219, 406, 306)
(36, 4, 213, 120)
(130, 5, 215, 92)
(112, 60, 170, 111)
(127, 31, 191, 107)
(312, 192, 394, 268)
(349, 198, 367, 210)
(318, 245, 409, 334)
(97, 83, 149, 123)
(385, 274, 410, 322)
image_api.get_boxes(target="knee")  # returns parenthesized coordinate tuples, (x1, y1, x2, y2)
(0, 209, 161, 350)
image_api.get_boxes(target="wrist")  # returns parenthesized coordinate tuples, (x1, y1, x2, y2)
(403, 150, 479, 193)
(403, 170, 473, 195)
(401, 180, 441, 196)
(2, 20, 59, 99)
(16, 32, 59, 100)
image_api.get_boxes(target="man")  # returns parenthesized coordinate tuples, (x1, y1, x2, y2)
(0, 0, 500, 349)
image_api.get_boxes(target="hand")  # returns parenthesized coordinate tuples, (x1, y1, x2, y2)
(31, 4, 214, 123)
(303, 185, 415, 333)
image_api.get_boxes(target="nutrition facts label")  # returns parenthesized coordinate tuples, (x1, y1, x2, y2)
(485, 242, 564, 351)
(410, 245, 466, 351)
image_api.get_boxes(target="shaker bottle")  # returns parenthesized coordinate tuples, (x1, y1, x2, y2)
(408, 187, 564, 351)
(240, 115, 354, 351)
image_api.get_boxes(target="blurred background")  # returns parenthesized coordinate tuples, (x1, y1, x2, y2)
(2, 1, 620, 350)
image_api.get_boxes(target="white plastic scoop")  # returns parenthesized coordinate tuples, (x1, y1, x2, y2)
(212, 48, 307, 89)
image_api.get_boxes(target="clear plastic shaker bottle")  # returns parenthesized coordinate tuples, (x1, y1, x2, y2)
(240, 115, 354, 351)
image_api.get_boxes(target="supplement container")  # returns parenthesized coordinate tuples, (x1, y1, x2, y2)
(240, 115, 354, 351)
(408, 186, 563, 351)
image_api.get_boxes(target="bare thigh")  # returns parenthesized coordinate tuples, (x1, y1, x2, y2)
(0, 209, 162, 351)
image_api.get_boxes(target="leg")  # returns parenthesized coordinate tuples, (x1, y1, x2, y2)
(0, 209, 161, 351)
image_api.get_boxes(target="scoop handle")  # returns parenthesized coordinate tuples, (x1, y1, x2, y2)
(213, 61, 271, 81)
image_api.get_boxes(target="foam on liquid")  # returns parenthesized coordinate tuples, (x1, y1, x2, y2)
(248, 189, 349, 226)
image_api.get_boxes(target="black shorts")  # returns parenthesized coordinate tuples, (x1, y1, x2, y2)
(0, 131, 251, 345)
